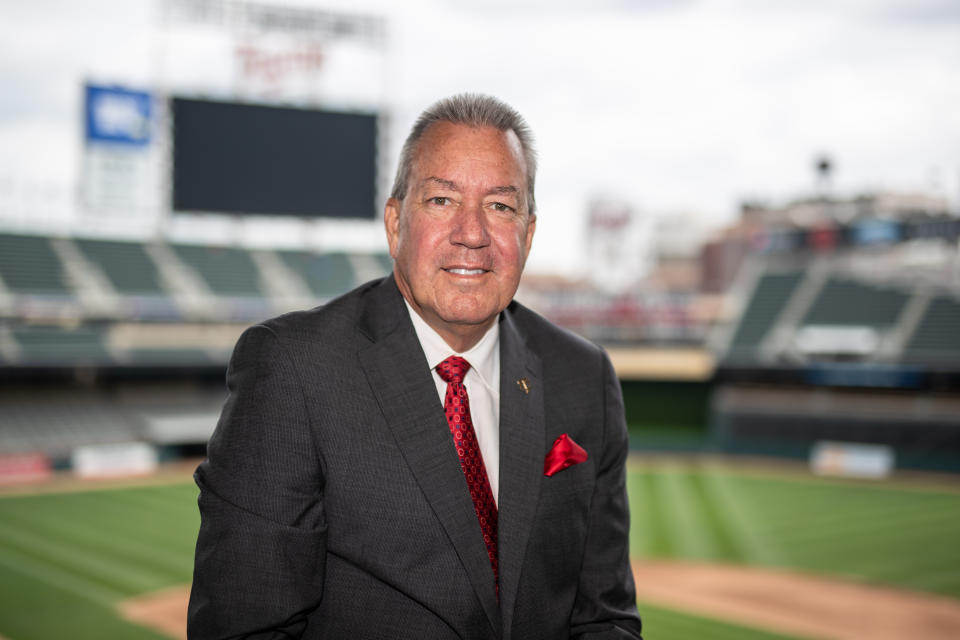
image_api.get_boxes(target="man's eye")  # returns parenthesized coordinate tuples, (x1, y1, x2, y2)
(428, 197, 451, 206)
(491, 202, 516, 213)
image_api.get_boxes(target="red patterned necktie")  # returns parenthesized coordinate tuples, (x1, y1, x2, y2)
(436, 356, 499, 594)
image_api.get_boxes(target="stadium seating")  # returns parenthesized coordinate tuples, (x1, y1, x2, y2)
(0, 381, 227, 457)
(10, 325, 112, 366)
(277, 249, 356, 300)
(714, 253, 960, 472)
(719, 256, 960, 366)
(0, 396, 141, 457)
(169, 243, 267, 298)
(0, 232, 73, 295)
(74, 237, 167, 296)
(903, 295, 960, 365)
(802, 278, 908, 328)
(3, 225, 956, 472)
(0, 233, 392, 368)
(727, 271, 802, 357)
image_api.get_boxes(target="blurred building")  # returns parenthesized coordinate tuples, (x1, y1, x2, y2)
(585, 198, 654, 295)
(520, 205, 716, 347)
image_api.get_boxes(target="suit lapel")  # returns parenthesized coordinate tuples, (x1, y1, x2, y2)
(495, 306, 545, 635)
(356, 277, 501, 634)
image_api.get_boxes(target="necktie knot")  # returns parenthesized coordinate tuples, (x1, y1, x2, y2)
(437, 356, 471, 384)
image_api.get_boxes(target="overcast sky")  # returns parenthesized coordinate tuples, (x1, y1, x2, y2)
(1, 0, 958, 275)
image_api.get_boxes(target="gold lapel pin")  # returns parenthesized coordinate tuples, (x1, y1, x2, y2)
(517, 378, 530, 394)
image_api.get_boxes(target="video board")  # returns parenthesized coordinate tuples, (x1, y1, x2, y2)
(171, 97, 378, 219)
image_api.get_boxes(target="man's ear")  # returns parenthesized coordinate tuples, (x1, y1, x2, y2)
(384, 198, 401, 259)
(523, 213, 537, 258)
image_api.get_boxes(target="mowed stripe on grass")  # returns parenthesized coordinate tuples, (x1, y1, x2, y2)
(0, 463, 958, 640)
(628, 459, 960, 600)
(0, 483, 199, 640)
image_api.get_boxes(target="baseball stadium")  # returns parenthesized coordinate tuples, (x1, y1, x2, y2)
(2, 1, 959, 639)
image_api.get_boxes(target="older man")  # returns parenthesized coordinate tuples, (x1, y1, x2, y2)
(188, 94, 642, 639)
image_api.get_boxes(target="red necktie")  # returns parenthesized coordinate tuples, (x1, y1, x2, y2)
(436, 356, 499, 594)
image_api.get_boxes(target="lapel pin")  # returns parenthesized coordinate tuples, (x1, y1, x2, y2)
(517, 378, 530, 394)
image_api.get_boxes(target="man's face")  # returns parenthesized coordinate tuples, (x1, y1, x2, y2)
(385, 121, 536, 350)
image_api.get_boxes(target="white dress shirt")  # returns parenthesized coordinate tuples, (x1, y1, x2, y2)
(404, 301, 501, 505)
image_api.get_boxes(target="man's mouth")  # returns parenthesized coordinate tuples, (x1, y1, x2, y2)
(444, 267, 487, 276)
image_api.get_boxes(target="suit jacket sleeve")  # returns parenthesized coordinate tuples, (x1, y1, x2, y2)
(188, 324, 326, 639)
(569, 350, 643, 639)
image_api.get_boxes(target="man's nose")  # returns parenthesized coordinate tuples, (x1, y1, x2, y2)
(451, 203, 490, 248)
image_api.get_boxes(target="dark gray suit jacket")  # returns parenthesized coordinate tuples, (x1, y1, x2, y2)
(188, 275, 642, 639)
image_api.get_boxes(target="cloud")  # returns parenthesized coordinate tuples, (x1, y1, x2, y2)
(0, 0, 958, 267)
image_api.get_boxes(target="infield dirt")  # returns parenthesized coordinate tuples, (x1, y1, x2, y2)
(120, 585, 191, 640)
(633, 560, 960, 639)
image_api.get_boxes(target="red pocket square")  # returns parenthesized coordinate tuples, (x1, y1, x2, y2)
(544, 434, 588, 477)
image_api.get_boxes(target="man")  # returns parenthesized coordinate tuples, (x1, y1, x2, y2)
(188, 93, 643, 639)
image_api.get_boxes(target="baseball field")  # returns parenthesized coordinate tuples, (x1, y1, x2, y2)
(0, 458, 958, 639)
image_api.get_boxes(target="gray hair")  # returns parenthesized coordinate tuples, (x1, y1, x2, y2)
(389, 93, 538, 214)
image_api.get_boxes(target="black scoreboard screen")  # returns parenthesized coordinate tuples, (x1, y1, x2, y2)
(171, 97, 378, 219)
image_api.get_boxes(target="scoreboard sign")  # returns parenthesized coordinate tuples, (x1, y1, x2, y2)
(84, 85, 153, 147)
(80, 84, 160, 226)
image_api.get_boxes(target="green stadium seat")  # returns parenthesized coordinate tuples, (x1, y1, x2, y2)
(728, 271, 803, 353)
(902, 296, 960, 364)
(276, 250, 356, 299)
(802, 279, 908, 328)
(74, 238, 166, 296)
(169, 243, 265, 297)
(0, 233, 72, 295)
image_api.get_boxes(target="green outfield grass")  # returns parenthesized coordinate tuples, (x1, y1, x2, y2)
(630, 459, 960, 599)
(0, 483, 197, 640)
(0, 463, 958, 639)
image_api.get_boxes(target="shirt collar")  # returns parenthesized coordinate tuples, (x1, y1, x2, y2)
(404, 299, 499, 387)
